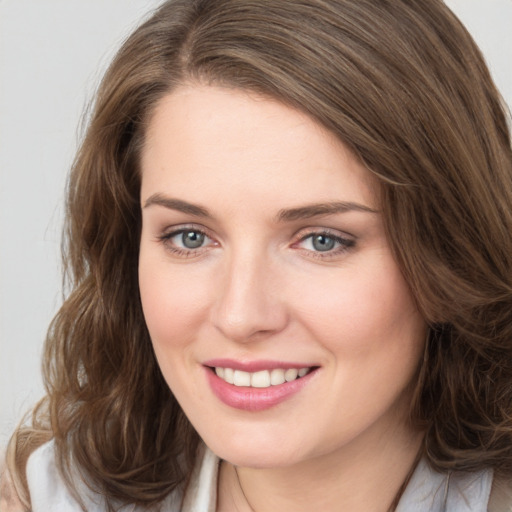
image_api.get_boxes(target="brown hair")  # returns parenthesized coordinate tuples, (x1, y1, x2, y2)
(7, 0, 512, 509)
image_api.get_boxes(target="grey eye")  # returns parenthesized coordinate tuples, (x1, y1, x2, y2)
(181, 230, 205, 249)
(311, 234, 336, 252)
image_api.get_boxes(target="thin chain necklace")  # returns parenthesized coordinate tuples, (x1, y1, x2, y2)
(234, 465, 256, 512)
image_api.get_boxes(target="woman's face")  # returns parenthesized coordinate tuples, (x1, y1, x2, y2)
(139, 85, 426, 468)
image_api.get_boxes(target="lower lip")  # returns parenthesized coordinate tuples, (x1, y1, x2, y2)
(205, 367, 317, 411)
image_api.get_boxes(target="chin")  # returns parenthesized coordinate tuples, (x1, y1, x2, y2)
(203, 431, 308, 469)
(216, 449, 301, 469)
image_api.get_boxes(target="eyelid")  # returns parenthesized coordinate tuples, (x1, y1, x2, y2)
(291, 227, 356, 257)
(157, 224, 218, 256)
(158, 222, 214, 238)
(292, 226, 356, 242)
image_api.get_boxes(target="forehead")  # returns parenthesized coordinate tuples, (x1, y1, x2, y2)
(140, 85, 377, 210)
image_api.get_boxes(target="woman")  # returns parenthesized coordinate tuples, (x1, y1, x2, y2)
(3, 0, 512, 510)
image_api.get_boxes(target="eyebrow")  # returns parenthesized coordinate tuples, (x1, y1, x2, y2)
(143, 194, 212, 217)
(276, 201, 378, 222)
(143, 194, 377, 220)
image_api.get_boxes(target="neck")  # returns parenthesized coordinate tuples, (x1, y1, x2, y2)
(217, 421, 423, 512)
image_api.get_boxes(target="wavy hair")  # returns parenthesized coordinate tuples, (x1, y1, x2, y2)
(8, 0, 512, 509)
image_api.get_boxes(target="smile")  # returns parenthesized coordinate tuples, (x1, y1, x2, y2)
(214, 367, 311, 388)
(204, 361, 319, 411)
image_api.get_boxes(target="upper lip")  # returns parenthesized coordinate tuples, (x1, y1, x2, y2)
(203, 358, 317, 372)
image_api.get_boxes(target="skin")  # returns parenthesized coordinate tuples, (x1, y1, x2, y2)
(138, 85, 427, 511)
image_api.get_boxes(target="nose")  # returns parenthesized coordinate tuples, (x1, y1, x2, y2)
(211, 249, 289, 343)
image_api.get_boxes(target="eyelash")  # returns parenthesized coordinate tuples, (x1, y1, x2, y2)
(157, 226, 355, 259)
(294, 230, 355, 259)
(157, 226, 215, 258)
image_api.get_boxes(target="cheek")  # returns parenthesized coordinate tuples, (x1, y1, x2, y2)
(293, 262, 425, 435)
(138, 252, 211, 351)
(138, 257, 213, 399)
(292, 256, 425, 357)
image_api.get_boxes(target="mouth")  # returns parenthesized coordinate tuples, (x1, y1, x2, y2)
(203, 360, 319, 411)
(210, 366, 313, 388)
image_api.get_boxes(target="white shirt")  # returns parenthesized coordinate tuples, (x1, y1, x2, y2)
(26, 440, 493, 511)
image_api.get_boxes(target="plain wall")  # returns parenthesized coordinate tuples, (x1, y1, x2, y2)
(1, 0, 511, 445)
(0, 0, 163, 445)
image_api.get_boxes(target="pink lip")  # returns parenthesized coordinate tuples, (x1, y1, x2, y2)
(203, 358, 313, 372)
(203, 363, 318, 412)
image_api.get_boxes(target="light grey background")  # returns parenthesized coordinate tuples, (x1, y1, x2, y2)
(1, 0, 511, 445)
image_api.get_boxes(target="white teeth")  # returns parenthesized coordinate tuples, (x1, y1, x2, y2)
(214, 366, 311, 388)
(284, 368, 298, 382)
(270, 368, 285, 385)
(251, 370, 271, 388)
(224, 367, 234, 384)
(233, 370, 251, 387)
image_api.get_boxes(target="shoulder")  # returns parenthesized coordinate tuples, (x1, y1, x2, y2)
(397, 458, 495, 511)
(0, 460, 26, 512)
(25, 440, 97, 511)
(25, 440, 187, 511)
(488, 474, 512, 512)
